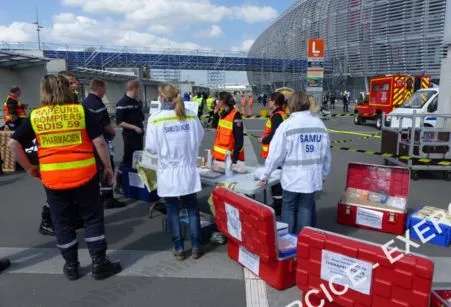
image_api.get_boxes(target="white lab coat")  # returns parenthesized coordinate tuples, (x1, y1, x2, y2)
(260, 111, 331, 193)
(145, 109, 204, 197)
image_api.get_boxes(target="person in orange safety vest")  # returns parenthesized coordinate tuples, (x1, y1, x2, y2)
(3, 86, 27, 130)
(258, 92, 287, 215)
(212, 92, 244, 163)
(8, 74, 121, 281)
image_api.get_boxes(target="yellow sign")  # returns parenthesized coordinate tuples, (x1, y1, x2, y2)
(31, 105, 86, 133)
(40, 131, 82, 148)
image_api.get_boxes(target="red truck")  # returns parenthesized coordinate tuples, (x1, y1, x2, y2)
(354, 75, 431, 129)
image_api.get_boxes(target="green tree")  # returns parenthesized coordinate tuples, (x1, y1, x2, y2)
(84, 47, 96, 53)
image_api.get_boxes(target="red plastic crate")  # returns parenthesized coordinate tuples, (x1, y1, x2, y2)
(337, 163, 410, 235)
(212, 188, 296, 290)
(296, 227, 434, 307)
(431, 289, 451, 306)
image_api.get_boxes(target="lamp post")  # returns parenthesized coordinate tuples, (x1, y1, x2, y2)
(261, 50, 265, 94)
(33, 8, 43, 51)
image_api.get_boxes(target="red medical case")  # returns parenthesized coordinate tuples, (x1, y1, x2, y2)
(212, 188, 297, 290)
(431, 289, 451, 306)
(337, 163, 410, 235)
(297, 227, 434, 307)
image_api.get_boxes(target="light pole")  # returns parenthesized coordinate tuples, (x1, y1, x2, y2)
(33, 8, 43, 51)
(261, 50, 265, 94)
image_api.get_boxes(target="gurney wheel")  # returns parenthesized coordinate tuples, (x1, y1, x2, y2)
(411, 171, 419, 181)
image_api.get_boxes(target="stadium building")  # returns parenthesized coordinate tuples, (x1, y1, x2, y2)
(248, 0, 448, 97)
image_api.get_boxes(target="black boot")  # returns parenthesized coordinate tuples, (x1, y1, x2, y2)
(0, 258, 11, 273)
(114, 174, 123, 195)
(92, 252, 122, 280)
(103, 193, 126, 209)
(62, 248, 80, 281)
(39, 205, 55, 236)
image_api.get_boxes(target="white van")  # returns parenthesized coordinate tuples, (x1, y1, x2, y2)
(386, 88, 439, 128)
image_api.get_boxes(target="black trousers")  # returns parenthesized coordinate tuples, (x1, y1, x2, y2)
(271, 183, 283, 203)
(121, 131, 143, 169)
(343, 103, 349, 113)
(45, 176, 107, 259)
(96, 154, 115, 198)
(208, 111, 214, 124)
(212, 113, 220, 129)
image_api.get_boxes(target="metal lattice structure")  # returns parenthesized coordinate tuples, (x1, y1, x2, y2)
(248, 0, 449, 95)
(151, 69, 181, 82)
(207, 70, 226, 89)
(0, 42, 306, 73)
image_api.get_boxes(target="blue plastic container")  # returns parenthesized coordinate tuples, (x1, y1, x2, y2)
(122, 168, 159, 202)
(407, 207, 451, 247)
(277, 233, 298, 258)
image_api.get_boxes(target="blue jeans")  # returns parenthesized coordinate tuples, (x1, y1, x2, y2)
(282, 190, 317, 234)
(165, 193, 201, 252)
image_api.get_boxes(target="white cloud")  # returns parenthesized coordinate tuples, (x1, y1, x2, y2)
(0, 22, 38, 42)
(231, 39, 255, 53)
(62, 0, 277, 25)
(195, 25, 223, 38)
(235, 5, 278, 23)
(49, 13, 202, 50)
(148, 24, 172, 34)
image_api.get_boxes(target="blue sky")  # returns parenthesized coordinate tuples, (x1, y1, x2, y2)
(0, 0, 294, 84)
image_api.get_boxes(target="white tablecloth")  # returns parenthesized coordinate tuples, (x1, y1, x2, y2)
(199, 167, 281, 195)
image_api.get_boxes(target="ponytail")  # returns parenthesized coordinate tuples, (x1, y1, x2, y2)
(175, 93, 186, 120)
(159, 83, 187, 120)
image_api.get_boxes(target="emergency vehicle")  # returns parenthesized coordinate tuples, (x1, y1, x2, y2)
(354, 75, 431, 129)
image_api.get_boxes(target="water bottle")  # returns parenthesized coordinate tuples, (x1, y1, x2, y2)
(225, 151, 233, 177)
(206, 149, 213, 169)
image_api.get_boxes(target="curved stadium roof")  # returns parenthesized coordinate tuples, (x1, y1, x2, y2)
(248, 0, 448, 90)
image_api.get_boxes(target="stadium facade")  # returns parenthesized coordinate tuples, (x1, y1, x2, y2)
(248, 0, 449, 97)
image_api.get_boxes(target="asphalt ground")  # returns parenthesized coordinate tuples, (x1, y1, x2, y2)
(0, 103, 450, 307)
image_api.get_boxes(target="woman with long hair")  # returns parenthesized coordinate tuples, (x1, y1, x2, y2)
(9, 74, 121, 280)
(145, 83, 205, 260)
(212, 92, 245, 163)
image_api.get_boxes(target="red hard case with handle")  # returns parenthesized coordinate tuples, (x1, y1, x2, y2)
(212, 188, 296, 290)
(337, 163, 409, 235)
(297, 227, 434, 307)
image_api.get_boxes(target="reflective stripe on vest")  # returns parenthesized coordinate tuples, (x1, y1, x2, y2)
(30, 104, 96, 190)
(212, 108, 245, 161)
(151, 115, 196, 125)
(39, 157, 96, 171)
(284, 158, 324, 167)
(261, 110, 287, 159)
(206, 98, 215, 111)
(285, 127, 327, 137)
(3, 95, 26, 121)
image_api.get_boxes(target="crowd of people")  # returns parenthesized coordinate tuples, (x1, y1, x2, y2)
(1, 73, 331, 280)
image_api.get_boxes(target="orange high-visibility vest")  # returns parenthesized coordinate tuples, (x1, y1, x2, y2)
(30, 104, 97, 190)
(3, 95, 26, 122)
(261, 109, 287, 159)
(212, 108, 245, 161)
